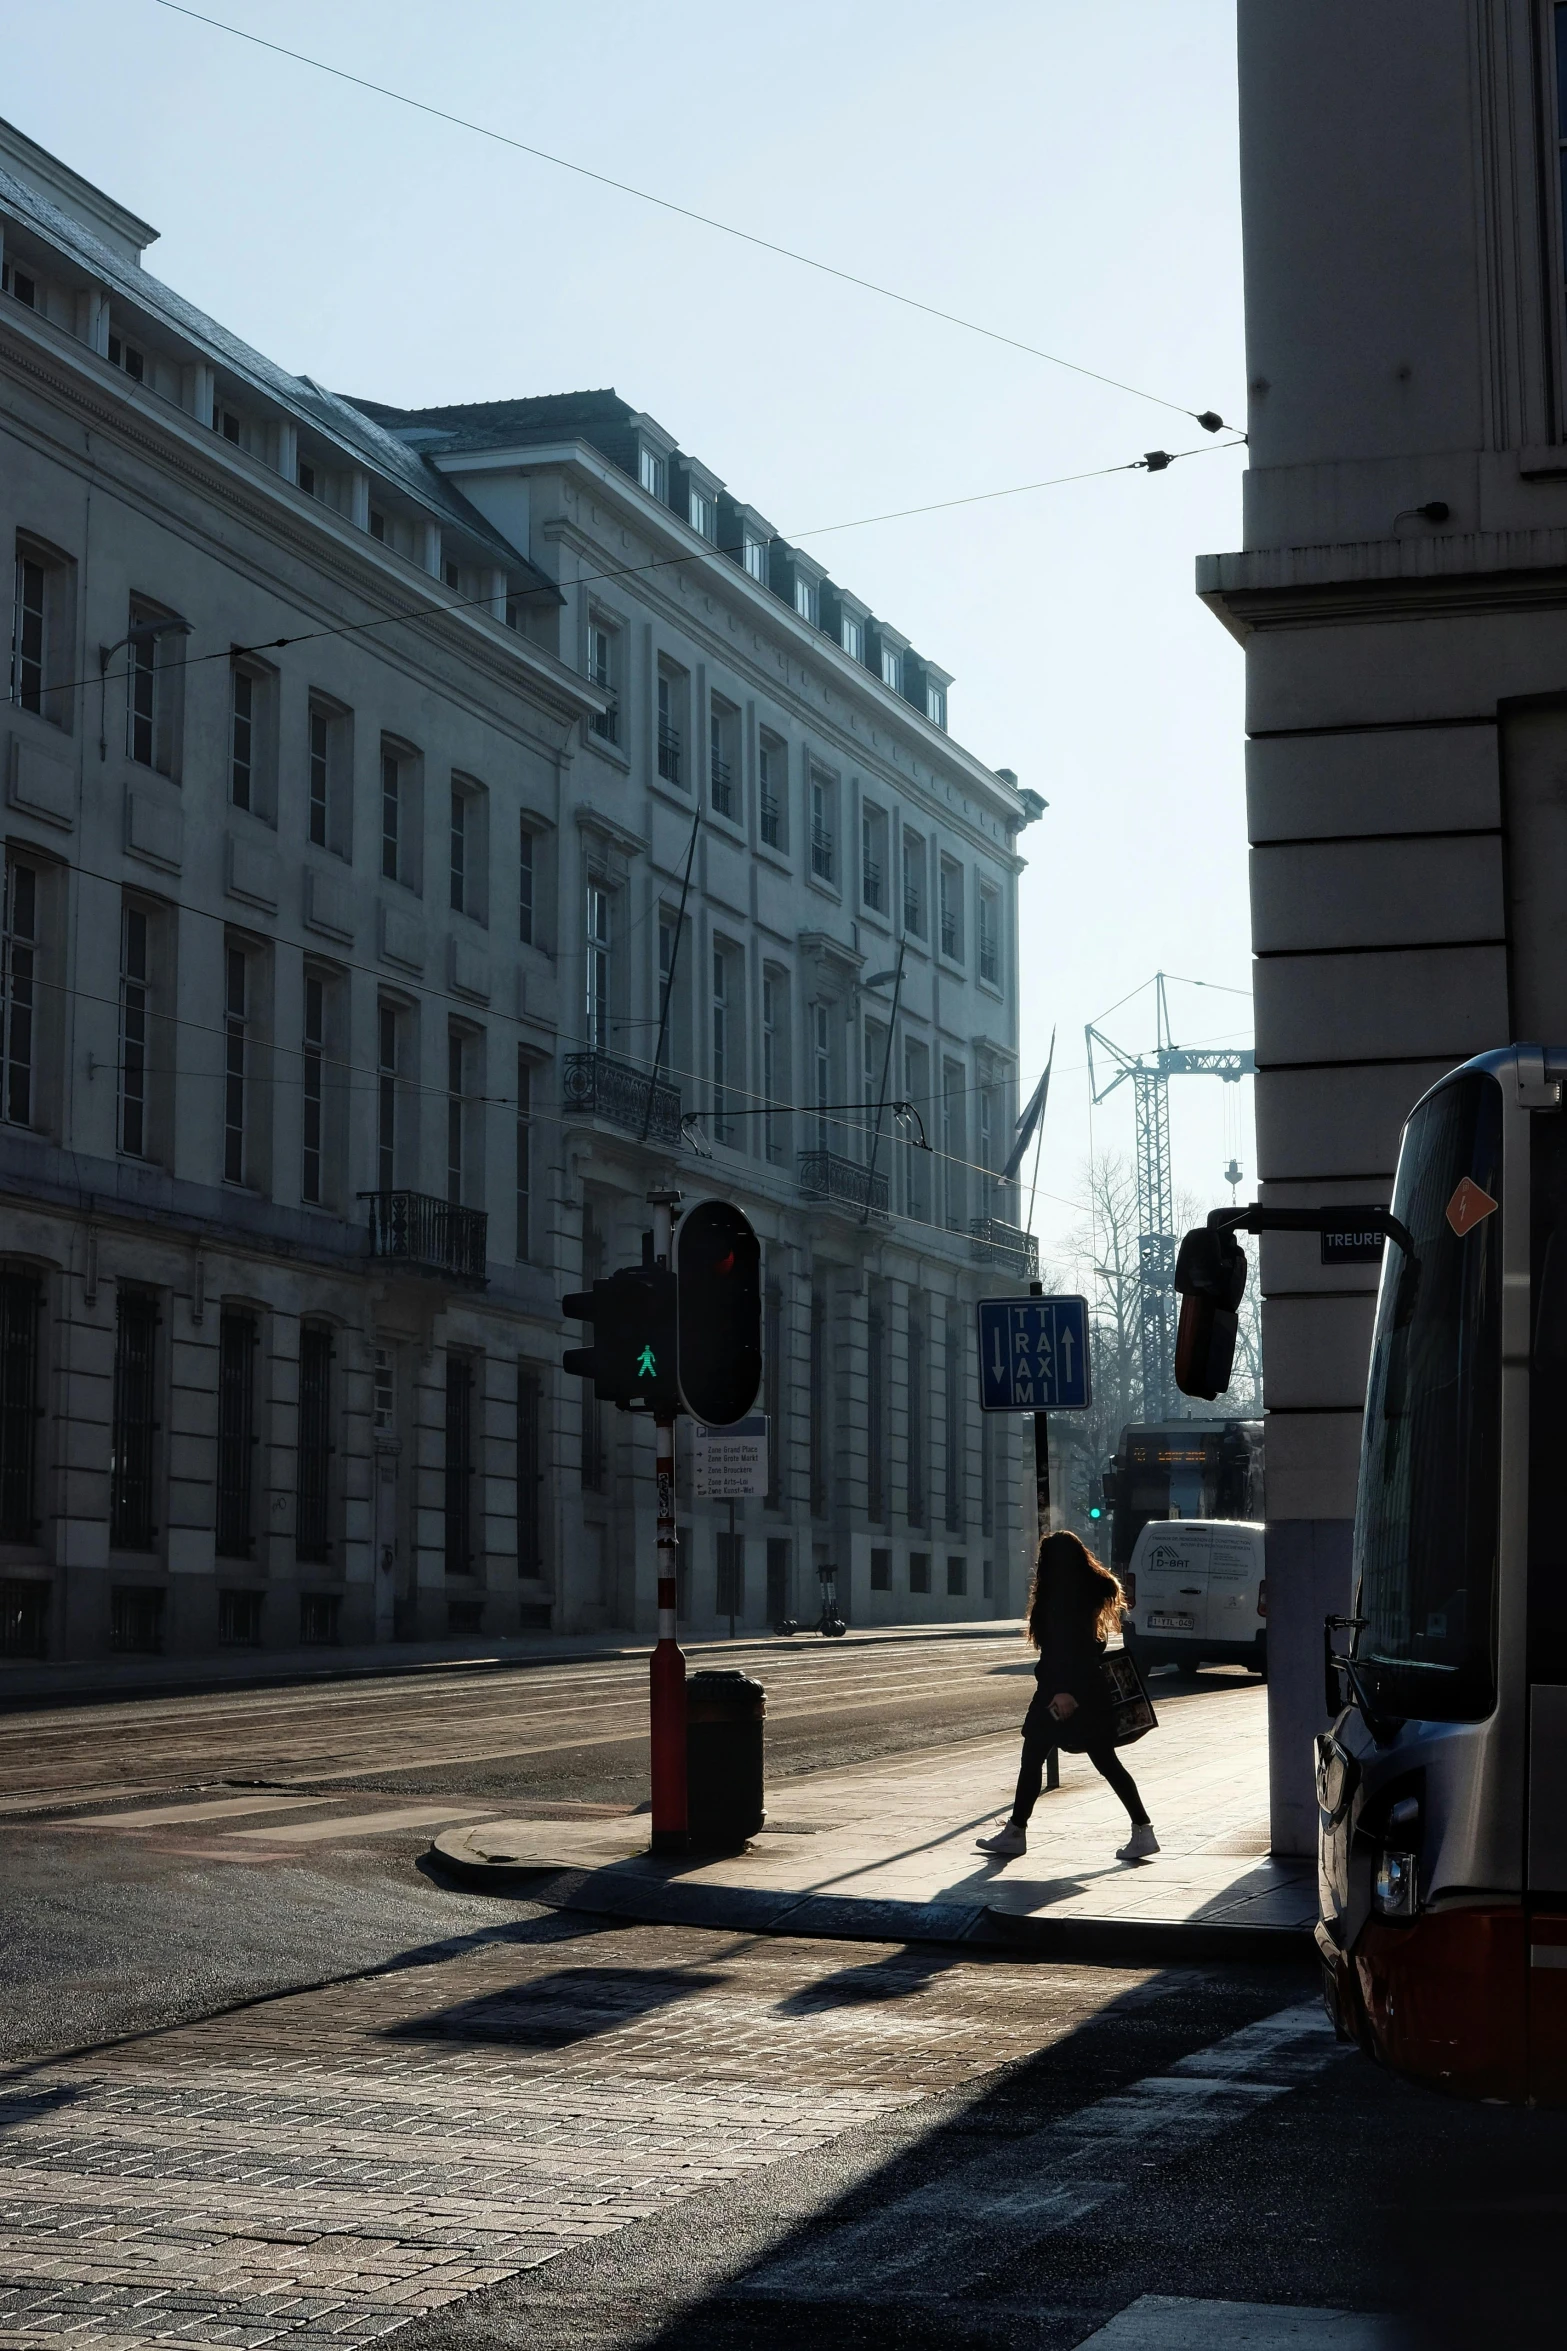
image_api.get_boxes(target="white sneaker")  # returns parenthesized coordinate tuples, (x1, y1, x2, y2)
(1116, 1823, 1160, 1862)
(976, 1819, 1027, 1857)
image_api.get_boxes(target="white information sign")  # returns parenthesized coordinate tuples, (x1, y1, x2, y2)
(693, 1413, 768, 1499)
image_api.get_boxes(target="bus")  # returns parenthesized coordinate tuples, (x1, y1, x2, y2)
(1174, 1044, 1567, 2104)
(1102, 1419, 1264, 1576)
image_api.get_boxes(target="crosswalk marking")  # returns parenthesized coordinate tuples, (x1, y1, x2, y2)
(230, 1802, 495, 1843)
(65, 1792, 334, 1828)
(1076, 2297, 1400, 2348)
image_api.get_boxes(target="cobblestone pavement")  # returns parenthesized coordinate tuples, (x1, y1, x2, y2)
(0, 1911, 1177, 2349)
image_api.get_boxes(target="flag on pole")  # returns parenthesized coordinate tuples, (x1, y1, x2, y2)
(1000, 1031, 1055, 1182)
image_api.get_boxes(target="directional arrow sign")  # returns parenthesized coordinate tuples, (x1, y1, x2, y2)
(975, 1295, 1092, 1413)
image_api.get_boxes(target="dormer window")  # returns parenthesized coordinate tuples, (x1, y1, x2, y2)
(107, 333, 145, 382)
(639, 448, 666, 501)
(214, 405, 242, 445)
(369, 509, 387, 542)
(297, 460, 316, 497)
(841, 614, 864, 662)
(743, 532, 768, 583)
(926, 681, 947, 729)
(794, 576, 816, 625)
(445, 560, 460, 589)
(689, 487, 716, 541)
(3, 265, 36, 308)
(880, 645, 901, 693)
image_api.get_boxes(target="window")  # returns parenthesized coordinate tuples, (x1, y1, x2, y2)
(743, 531, 768, 584)
(377, 1003, 399, 1191)
(296, 1324, 332, 1564)
(230, 665, 255, 810)
(909, 1550, 931, 1595)
(867, 1290, 886, 1525)
(978, 1085, 996, 1179)
(0, 1272, 41, 1544)
(945, 1301, 965, 1532)
(927, 682, 947, 729)
(862, 806, 887, 914)
(445, 1354, 475, 1575)
(111, 1587, 164, 1653)
(1, 858, 36, 1128)
(712, 943, 740, 1146)
(224, 947, 248, 1185)
(657, 666, 684, 787)
(810, 771, 834, 884)
(214, 402, 243, 446)
(639, 447, 666, 501)
(119, 906, 149, 1158)
(881, 644, 901, 694)
(903, 1042, 930, 1223)
(127, 619, 155, 768)
(450, 787, 467, 913)
(300, 1592, 339, 1644)
(907, 1301, 927, 1529)
(516, 1051, 533, 1262)
(297, 459, 316, 497)
(812, 1002, 832, 1151)
(445, 560, 460, 591)
(518, 1366, 543, 1577)
(110, 1290, 158, 1552)
(978, 886, 1001, 987)
(216, 1310, 256, 1560)
(381, 751, 400, 881)
(762, 969, 788, 1163)
(308, 708, 329, 846)
(587, 618, 618, 744)
(519, 822, 535, 945)
(301, 972, 325, 1205)
(709, 700, 738, 818)
(369, 508, 387, 543)
(759, 733, 785, 850)
(903, 833, 925, 936)
(689, 486, 716, 541)
(841, 613, 864, 663)
(585, 882, 611, 1054)
(947, 1554, 967, 1597)
(107, 331, 145, 381)
(447, 1028, 469, 1206)
(942, 1062, 966, 1230)
(940, 857, 963, 962)
(871, 1548, 892, 1592)
(794, 574, 816, 625)
(219, 1588, 263, 1647)
(11, 552, 43, 713)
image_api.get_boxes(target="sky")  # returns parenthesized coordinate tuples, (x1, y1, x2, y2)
(7, 0, 1254, 1270)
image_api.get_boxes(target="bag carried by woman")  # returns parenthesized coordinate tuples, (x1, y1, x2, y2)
(977, 1530, 1160, 1862)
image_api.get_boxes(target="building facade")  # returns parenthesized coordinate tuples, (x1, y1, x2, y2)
(0, 119, 1040, 1665)
(1202, 0, 1567, 1850)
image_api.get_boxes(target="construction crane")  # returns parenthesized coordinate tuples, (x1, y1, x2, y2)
(1085, 974, 1254, 1419)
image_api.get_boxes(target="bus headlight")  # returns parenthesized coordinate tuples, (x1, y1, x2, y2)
(1373, 1848, 1418, 1919)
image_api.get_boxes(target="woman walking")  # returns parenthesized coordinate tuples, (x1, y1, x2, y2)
(977, 1529, 1158, 1862)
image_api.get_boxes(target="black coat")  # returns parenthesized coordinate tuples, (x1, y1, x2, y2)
(1022, 1572, 1112, 1752)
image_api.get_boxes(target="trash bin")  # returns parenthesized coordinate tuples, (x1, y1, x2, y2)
(686, 1668, 765, 1849)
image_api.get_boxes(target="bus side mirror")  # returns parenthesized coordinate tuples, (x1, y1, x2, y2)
(1173, 1225, 1248, 1400)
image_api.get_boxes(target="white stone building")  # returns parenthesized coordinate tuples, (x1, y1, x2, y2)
(0, 119, 1040, 1664)
(1201, 0, 1567, 1851)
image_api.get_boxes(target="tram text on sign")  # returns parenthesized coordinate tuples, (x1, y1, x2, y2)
(975, 1295, 1092, 1413)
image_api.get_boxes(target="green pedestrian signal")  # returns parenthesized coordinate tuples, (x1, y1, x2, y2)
(637, 1344, 658, 1377)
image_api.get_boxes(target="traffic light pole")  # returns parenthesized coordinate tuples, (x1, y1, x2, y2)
(648, 1188, 687, 1852)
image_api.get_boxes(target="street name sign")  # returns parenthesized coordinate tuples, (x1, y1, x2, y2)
(976, 1295, 1091, 1413)
(693, 1413, 769, 1498)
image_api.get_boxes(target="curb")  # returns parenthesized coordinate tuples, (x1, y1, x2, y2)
(427, 1831, 1316, 1968)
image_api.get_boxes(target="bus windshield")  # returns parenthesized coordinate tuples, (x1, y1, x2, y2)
(1353, 1069, 1503, 1721)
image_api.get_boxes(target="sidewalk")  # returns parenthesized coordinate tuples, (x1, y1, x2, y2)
(435, 1678, 1317, 1964)
(0, 1616, 1017, 1708)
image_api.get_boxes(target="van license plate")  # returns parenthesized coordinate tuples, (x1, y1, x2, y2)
(1147, 1612, 1193, 1631)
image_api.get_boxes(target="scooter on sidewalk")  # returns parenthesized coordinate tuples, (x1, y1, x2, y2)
(814, 1560, 847, 1640)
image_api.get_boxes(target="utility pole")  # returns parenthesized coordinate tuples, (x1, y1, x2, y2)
(1029, 1277, 1059, 1791)
(647, 1187, 686, 1852)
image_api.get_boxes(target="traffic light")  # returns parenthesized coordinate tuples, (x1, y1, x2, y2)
(562, 1263, 679, 1415)
(677, 1198, 761, 1426)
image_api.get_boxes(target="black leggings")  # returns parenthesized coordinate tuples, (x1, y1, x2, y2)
(1012, 1724, 1148, 1828)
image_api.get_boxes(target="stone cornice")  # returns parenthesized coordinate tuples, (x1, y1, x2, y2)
(1197, 526, 1567, 642)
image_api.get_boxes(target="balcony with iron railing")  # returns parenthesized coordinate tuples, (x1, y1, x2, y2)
(563, 1049, 683, 1145)
(862, 858, 883, 911)
(970, 1216, 1039, 1279)
(941, 912, 960, 960)
(760, 789, 781, 847)
(589, 695, 619, 745)
(903, 889, 923, 935)
(364, 1191, 489, 1281)
(810, 825, 835, 883)
(799, 1149, 888, 1216)
(979, 935, 1000, 986)
(657, 720, 682, 786)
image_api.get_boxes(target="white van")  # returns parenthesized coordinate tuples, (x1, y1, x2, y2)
(1121, 1519, 1266, 1676)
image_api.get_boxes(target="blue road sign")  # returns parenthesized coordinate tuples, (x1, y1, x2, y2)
(976, 1295, 1092, 1413)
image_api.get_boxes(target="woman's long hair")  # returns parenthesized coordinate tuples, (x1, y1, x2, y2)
(1025, 1530, 1124, 1650)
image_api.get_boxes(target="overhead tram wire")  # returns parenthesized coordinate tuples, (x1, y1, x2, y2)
(154, 0, 1235, 435)
(38, 435, 1245, 718)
